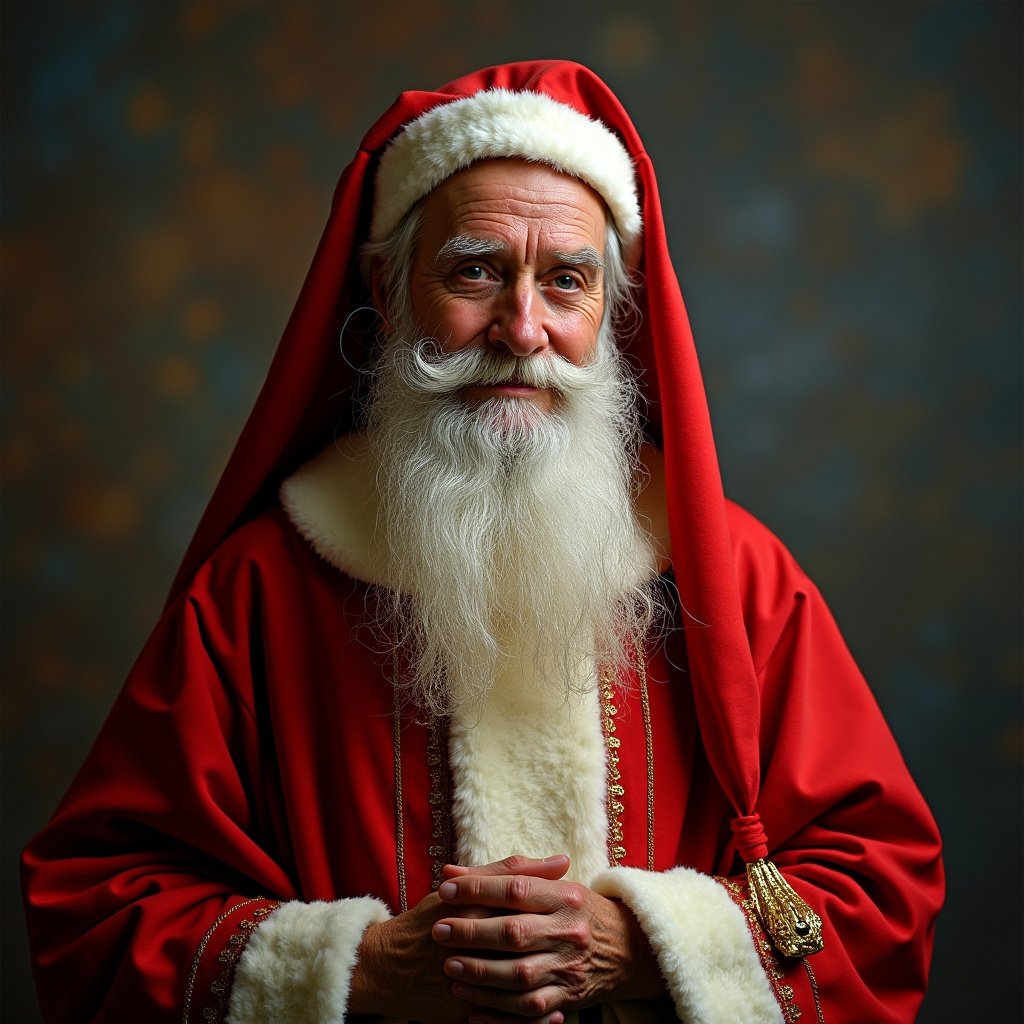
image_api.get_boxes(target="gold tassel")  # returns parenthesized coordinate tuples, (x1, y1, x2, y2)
(746, 858, 824, 958)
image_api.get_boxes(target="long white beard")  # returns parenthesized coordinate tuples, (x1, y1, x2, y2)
(365, 329, 659, 716)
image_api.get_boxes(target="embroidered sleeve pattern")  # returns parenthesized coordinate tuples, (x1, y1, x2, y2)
(183, 897, 281, 1024)
(716, 876, 825, 1023)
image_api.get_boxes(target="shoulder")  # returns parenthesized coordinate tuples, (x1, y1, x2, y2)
(723, 499, 811, 589)
(178, 505, 359, 619)
(721, 499, 825, 665)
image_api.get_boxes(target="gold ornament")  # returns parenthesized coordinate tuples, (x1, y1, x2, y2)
(746, 858, 824, 958)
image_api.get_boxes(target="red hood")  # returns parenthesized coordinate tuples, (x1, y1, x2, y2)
(168, 60, 767, 856)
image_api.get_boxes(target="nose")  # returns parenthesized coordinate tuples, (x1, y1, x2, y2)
(486, 276, 548, 357)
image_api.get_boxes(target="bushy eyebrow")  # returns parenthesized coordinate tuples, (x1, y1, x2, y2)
(434, 237, 604, 273)
(435, 235, 506, 264)
(552, 245, 604, 270)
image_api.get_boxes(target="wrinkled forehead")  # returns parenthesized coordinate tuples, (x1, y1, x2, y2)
(418, 159, 610, 260)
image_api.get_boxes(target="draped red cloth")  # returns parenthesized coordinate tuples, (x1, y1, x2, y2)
(23, 61, 943, 1022)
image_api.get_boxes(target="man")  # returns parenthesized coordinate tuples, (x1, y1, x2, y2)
(22, 62, 942, 1024)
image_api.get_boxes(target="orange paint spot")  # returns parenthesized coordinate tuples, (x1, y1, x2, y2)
(157, 355, 201, 397)
(69, 482, 142, 540)
(810, 88, 968, 227)
(127, 87, 171, 137)
(182, 297, 224, 344)
(602, 18, 655, 70)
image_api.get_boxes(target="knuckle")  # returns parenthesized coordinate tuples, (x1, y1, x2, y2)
(565, 920, 591, 949)
(562, 883, 586, 910)
(502, 854, 529, 873)
(511, 958, 536, 988)
(524, 991, 550, 1015)
(507, 874, 531, 904)
(502, 915, 529, 950)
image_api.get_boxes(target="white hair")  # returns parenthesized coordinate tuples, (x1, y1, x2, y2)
(364, 326, 660, 715)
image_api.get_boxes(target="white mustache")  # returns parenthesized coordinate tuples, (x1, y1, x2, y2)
(389, 340, 610, 399)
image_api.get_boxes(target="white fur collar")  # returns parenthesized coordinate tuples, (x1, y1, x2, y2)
(279, 433, 670, 588)
(280, 433, 669, 885)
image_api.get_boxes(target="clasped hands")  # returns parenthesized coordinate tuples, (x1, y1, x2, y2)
(350, 853, 663, 1024)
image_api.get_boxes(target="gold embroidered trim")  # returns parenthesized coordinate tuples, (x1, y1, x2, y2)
(426, 713, 454, 888)
(716, 877, 803, 1023)
(803, 958, 826, 1023)
(391, 648, 409, 913)
(182, 899, 278, 1024)
(600, 668, 626, 865)
(634, 636, 655, 871)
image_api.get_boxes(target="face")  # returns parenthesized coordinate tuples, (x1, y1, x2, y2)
(406, 159, 608, 414)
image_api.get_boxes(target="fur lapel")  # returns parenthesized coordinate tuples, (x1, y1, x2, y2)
(280, 435, 668, 884)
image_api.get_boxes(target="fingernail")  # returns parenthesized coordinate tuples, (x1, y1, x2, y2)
(544, 853, 569, 862)
(445, 959, 464, 978)
(432, 922, 451, 940)
(438, 881, 457, 899)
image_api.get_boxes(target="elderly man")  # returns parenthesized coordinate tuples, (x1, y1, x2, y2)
(23, 62, 942, 1024)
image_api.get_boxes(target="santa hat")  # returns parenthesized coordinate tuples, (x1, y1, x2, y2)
(168, 61, 821, 958)
(369, 87, 642, 246)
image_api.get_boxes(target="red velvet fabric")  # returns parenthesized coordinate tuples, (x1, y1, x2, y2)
(24, 505, 942, 1021)
(23, 61, 943, 1022)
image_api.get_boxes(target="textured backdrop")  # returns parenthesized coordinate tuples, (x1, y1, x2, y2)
(3, 1, 1021, 1020)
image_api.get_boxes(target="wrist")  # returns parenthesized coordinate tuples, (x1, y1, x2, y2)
(610, 899, 664, 1001)
(348, 920, 395, 1016)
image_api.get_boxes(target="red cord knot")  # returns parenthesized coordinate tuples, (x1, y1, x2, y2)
(731, 813, 769, 863)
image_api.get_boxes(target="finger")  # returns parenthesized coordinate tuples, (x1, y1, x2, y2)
(445, 953, 562, 992)
(453, 980, 565, 1016)
(466, 1011, 564, 1024)
(438, 874, 584, 913)
(434, 911, 573, 952)
(442, 855, 570, 881)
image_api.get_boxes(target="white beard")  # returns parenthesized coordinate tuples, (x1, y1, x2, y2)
(365, 329, 659, 717)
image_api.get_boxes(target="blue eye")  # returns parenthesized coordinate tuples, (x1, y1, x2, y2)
(460, 264, 486, 280)
(553, 274, 578, 290)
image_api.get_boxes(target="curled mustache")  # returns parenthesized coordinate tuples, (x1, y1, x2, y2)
(384, 339, 614, 399)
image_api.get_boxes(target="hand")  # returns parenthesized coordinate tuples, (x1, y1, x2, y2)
(349, 856, 574, 1024)
(433, 856, 664, 1020)
(349, 890, 485, 1023)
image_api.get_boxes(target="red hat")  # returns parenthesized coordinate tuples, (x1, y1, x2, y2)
(169, 60, 820, 954)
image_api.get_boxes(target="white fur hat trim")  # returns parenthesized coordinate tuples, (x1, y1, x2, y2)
(370, 88, 641, 244)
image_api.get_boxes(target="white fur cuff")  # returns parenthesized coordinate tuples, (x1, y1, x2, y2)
(225, 897, 392, 1024)
(592, 866, 783, 1024)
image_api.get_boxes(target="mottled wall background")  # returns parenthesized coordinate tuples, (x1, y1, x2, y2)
(2, 1, 1020, 1020)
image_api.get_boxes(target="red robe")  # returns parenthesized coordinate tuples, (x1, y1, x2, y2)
(22, 475, 942, 1022)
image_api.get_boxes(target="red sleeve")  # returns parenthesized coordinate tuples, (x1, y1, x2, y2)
(722, 503, 944, 1022)
(21, 542, 294, 1024)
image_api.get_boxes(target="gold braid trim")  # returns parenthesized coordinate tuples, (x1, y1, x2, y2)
(426, 713, 454, 888)
(600, 669, 626, 865)
(391, 648, 409, 913)
(715, 877, 804, 1023)
(803, 958, 827, 1024)
(601, 639, 656, 869)
(182, 899, 279, 1024)
(634, 635, 655, 871)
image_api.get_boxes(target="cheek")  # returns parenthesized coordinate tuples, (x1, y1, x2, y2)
(413, 296, 487, 351)
(553, 312, 603, 366)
